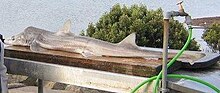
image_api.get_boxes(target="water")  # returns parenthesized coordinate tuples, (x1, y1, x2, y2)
(1, 0, 219, 51)
(192, 29, 212, 52)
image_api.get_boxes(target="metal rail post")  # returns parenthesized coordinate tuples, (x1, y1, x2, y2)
(38, 79, 43, 93)
(161, 19, 170, 93)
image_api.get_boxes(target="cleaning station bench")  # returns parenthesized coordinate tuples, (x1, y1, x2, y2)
(4, 46, 220, 93)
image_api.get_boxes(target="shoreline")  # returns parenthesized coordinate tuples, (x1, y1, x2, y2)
(192, 16, 220, 28)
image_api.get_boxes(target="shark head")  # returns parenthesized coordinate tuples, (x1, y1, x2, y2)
(4, 32, 30, 46)
(4, 27, 44, 46)
(5, 19, 73, 46)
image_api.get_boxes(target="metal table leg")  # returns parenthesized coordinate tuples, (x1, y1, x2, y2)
(38, 79, 43, 93)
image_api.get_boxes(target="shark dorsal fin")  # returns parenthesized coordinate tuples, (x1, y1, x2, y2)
(117, 33, 138, 49)
(55, 19, 73, 36)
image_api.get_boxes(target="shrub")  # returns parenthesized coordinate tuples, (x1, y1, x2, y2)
(202, 23, 220, 52)
(81, 4, 199, 50)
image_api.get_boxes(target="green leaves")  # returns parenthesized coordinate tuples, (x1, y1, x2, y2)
(202, 23, 220, 52)
(82, 4, 199, 50)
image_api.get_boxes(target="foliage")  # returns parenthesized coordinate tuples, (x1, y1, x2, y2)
(202, 23, 220, 52)
(81, 4, 199, 50)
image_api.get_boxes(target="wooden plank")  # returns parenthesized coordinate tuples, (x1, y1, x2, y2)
(4, 46, 181, 77)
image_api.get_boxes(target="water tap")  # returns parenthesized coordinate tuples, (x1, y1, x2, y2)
(164, 1, 192, 25)
(177, 1, 184, 13)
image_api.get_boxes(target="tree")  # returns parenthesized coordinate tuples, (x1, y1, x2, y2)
(202, 23, 220, 52)
(81, 4, 199, 51)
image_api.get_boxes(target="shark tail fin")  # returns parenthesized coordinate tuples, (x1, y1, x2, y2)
(55, 19, 73, 36)
(117, 32, 138, 49)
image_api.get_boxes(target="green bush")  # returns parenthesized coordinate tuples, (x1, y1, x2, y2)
(81, 4, 199, 50)
(202, 23, 220, 52)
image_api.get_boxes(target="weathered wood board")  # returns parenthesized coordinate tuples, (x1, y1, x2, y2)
(4, 46, 181, 77)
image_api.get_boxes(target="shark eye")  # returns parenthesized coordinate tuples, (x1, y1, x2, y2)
(11, 36, 15, 41)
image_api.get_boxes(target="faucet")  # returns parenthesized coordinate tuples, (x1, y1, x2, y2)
(160, 1, 191, 93)
(164, 1, 192, 25)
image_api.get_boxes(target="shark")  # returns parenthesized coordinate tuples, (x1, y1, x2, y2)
(5, 20, 165, 59)
(5, 20, 184, 59)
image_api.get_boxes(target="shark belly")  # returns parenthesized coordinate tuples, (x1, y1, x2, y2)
(33, 33, 88, 54)
(86, 40, 162, 58)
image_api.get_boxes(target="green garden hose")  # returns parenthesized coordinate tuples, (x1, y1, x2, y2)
(153, 26, 193, 93)
(131, 27, 220, 93)
(130, 74, 220, 93)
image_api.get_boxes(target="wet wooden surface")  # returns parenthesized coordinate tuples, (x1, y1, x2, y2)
(4, 46, 182, 77)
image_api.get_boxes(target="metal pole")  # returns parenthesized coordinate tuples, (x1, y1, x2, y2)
(38, 79, 43, 93)
(162, 19, 169, 93)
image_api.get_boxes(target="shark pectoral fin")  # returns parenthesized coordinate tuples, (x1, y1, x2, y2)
(81, 50, 101, 58)
(81, 50, 95, 58)
(55, 19, 74, 36)
(30, 40, 47, 52)
(117, 32, 139, 49)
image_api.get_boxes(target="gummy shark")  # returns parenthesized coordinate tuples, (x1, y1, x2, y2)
(5, 20, 168, 59)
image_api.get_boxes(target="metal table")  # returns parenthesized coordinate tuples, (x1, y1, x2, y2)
(4, 46, 220, 93)
(5, 57, 220, 93)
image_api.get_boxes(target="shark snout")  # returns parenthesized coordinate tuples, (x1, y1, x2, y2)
(4, 35, 29, 46)
(4, 37, 16, 45)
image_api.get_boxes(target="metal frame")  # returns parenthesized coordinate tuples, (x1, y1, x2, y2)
(38, 79, 43, 93)
(4, 57, 148, 93)
(4, 57, 205, 93)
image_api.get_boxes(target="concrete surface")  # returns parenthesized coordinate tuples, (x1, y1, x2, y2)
(9, 86, 73, 93)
